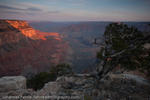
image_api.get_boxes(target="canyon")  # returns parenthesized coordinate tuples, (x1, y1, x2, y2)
(1, 20, 150, 76)
(0, 20, 69, 77)
(30, 21, 150, 73)
(0, 20, 150, 100)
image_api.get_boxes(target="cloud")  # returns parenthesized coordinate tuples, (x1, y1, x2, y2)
(0, 3, 62, 21)
(0, 4, 43, 11)
(27, 7, 42, 11)
(0, 5, 23, 10)
(0, 3, 60, 15)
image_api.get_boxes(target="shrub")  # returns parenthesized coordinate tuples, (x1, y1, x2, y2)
(50, 63, 73, 76)
(27, 72, 56, 90)
(27, 64, 72, 90)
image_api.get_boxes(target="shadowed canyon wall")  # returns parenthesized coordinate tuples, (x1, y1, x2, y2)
(0, 20, 70, 77)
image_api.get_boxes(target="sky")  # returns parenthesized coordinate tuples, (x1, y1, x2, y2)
(0, 0, 150, 21)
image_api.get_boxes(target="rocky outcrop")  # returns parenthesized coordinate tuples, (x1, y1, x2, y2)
(0, 20, 69, 77)
(144, 43, 150, 49)
(0, 20, 27, 46)
(0, 73, 150, 100)
(6, 20, 38, 40)
(0, 76, 26, 92)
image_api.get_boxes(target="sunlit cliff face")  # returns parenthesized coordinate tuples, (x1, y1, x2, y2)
(0, 20, 68, 77)
(6, 20, 37, 39)
(36, 30, 61, 41)
(6, 20, 61, 41)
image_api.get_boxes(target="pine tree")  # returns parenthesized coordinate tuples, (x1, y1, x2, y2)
(97, 23, 150, 78)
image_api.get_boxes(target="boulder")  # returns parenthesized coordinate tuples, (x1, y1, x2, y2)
(37, 82, 61, 96)
(0, 76, 26, 92)
(143, 43, 150, 49)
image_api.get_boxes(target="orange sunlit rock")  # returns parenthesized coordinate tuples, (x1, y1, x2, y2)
(0, 20, 69, 76)
(6, 20, 37, 39)
(6, 20, 61, 41)
(36, 30, 61, 41)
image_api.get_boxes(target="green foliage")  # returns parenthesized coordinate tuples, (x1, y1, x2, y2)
(97, 47, 104, 60)
(27, 64, 72, 90)
(138, 51, 150, 75)
(50, 63, 73, 76)
(104, 23, 143, 52)
(84, 95, 92, 100)
(99, 23, 150, 75)
(27, 72, 56, 90)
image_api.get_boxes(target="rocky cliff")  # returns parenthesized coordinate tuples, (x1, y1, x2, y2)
(0, 20, 69, 77)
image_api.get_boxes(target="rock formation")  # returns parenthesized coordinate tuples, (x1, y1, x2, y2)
(0, 20, 69, 77)
(0, 76, 26, 92)
(0, 73, 150, 100)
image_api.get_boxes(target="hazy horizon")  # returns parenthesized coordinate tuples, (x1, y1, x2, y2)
(1, 19, 150, 23)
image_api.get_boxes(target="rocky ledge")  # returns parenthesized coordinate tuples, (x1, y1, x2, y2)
(0, 73, 150, 100)
(0, 76, 26, 92)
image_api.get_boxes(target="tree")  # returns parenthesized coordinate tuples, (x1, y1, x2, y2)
(97, 23, 150, 78)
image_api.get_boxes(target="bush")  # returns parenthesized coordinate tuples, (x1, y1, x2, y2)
(50, 63, 73, 76)
(27, 72, 56, 90)
(27, 64, 72, 90)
